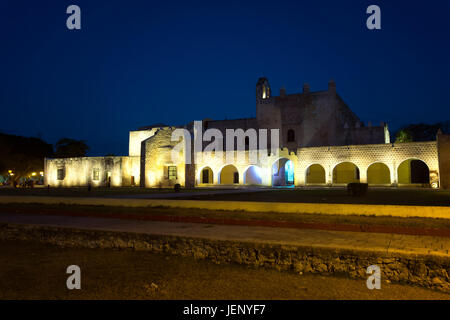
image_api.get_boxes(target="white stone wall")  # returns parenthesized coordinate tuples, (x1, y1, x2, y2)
(44, 156, 140, 187)
(296, 141, 439, 186)
(194, 141, 439, 187)
(143, 127, 186, 188)
(128, 129, 158, 156)
(44, 140, 439, 188)
(194, 148, 297, 186)
(120, 156, 141, 186)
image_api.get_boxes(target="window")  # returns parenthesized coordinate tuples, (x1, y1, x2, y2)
(168, 166, 177, 180)
(93, 168, 100, 181)
(57, 168, 65, 180)
(287, 129, 295, 142)
(262, 84, 270, 99)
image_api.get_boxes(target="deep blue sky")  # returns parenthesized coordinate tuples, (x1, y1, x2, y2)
(1, 0, 449, 155)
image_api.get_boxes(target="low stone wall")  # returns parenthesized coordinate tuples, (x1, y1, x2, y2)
(1, 223, 448, 293)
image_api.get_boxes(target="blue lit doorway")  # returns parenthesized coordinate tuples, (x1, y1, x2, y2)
(272, 158, 294, 186)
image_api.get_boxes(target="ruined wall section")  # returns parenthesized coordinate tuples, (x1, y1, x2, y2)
(129, 128, 158, 156)
(44, 156, 140, 187)
(437, 133, 450, 189)
(143, 127, 187, 188)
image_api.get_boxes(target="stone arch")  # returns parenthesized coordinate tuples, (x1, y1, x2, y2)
(397, 158, 430, 185)
(332, 162, 360, 184)
(272, 158, 295, 186)
(198, 166, 214, 184)
(243, 165, 262, 185)
(305, 163, 326, 184)
(367, 162, 391, 185)
(219, 164, 239, 184)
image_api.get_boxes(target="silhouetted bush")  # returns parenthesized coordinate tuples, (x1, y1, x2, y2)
(347, 183, 368, 196)
(174, 183, 181, 192)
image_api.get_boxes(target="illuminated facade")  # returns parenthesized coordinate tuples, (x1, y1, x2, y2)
(44, 78, 441, 188)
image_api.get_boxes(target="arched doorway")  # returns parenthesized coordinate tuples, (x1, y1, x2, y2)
(287, 129, 295, 142)
(200, 167, 214, 184)
(220, 165, 239, 184)
(367, 162, 391, 185)
(272, 158, 294, 186)
(398, 159, 429, 185)
(244, 166, 262, 185)
(333, 162, 360, 184)
(305, 164, 326, 184)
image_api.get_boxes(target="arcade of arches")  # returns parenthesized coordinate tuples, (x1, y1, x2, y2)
(192, 141, 443, 188)
(197, 160, 434, 187)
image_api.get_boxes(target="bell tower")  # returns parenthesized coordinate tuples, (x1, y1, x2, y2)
(256, 77, 270, 102)
(256, 77, 281, 142)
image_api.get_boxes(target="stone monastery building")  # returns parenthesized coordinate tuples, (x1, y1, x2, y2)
(45, 77, 446, 189)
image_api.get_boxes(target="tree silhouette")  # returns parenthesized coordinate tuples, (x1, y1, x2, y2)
(0, 133, 53, 181)
(395, 121, 450, 142)
(54, 138, 89, 158)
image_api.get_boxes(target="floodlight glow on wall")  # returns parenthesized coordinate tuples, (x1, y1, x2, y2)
(285, 160, 294, 184)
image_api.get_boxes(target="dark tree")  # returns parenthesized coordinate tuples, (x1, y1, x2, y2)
(54, 138, 89, 158)
(394, 121, 450, 142)
(395, 129, 413, 143)
(0, 133, 54, 181)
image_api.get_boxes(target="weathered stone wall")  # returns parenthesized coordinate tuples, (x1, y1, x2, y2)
(255, 78, 387, 149)
(296, 141, 439, 186)
(195, 148, 297, 186)
(193, 141, 439, 187)
(128, 128, 158, 156)
(1, 223, 448, 292)
(437, 133, 450, 189)
(343, 124, 389, 146)
(143, 127, 186, 188)
(44, 156, 140, 187)
(44, 140, 439, 189)
(120, 156, 141, 186)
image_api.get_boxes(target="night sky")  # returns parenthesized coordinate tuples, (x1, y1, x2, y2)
(1, 0, 449, 156)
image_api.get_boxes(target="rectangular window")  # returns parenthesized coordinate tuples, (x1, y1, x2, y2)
(168, 166, 177, 180)
(93, 168, 100, 181)
(57, 168, 65, 180)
